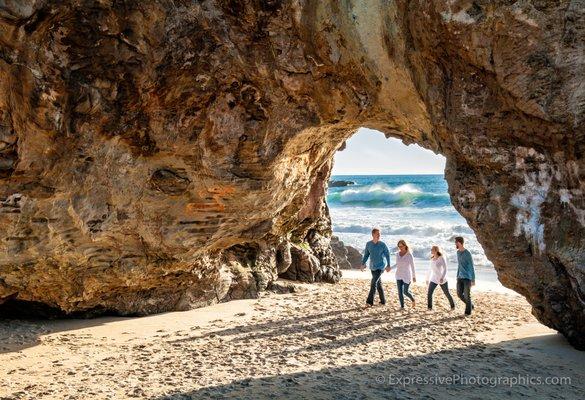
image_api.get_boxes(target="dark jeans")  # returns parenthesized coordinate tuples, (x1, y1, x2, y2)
(456, 278, 473, 314)
(427, 281, 455, 309)
(396, 279, 414, 308)
(366, 269, 386, 305)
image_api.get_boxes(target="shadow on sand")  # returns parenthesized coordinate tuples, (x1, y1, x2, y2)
(154, 332, 584, 400)
(0, 315, 134, 355)
(150, 301, 584, 400)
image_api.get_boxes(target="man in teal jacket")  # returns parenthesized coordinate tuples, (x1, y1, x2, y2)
(455, 236, 475, 315)
(361, 228, 391, 306)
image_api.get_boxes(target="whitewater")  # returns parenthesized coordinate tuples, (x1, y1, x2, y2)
(328, 174, 504, 287)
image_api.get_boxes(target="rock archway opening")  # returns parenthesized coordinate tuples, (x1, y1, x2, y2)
(326, 127, 507, 292)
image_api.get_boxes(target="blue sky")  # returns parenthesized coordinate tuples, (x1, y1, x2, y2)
(332, 127, 445, 175)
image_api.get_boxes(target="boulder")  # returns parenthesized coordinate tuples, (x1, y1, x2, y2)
(331, 236, 363, 269)
(346, 245, 364, 269)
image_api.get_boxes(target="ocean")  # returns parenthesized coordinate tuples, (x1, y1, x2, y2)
(328, 174, 505, 288)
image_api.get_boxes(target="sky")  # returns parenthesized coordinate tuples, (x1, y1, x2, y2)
(331, 127, 446, 175)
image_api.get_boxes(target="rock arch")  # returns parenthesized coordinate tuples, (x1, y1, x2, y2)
(0, 1, 583, 348)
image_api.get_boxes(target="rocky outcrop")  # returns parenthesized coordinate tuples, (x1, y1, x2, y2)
(0, 1, 583, 347)
(331, 236, 363, 269)
(346, 246, 363, 269)
(330, 236, 352, 270)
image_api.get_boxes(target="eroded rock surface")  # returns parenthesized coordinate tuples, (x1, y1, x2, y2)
(331, 235, 362, 269)
(0, 1, 583, 347)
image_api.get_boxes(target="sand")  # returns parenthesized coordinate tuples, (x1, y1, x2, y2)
(1, 275, 584, 399)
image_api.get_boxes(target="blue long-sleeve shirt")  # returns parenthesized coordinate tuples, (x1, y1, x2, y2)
(361, 240, 391, 270)
(456, 249, 475, 281)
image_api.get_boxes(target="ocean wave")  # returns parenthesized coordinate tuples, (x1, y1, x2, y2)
(335, 232, 493, 267)
(331, 221, 474, 239)
(411, 248, 433, 259)
(333, 224, 445, 237)
(327, 183, 450, 207)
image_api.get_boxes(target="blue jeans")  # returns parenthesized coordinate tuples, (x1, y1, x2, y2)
(366, 269, 385, 305)
(397, 279, 414, 308)
(427, 281, 455, 309)
(456, 278, 473, 314)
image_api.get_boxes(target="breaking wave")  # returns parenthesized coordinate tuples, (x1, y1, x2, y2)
(327, 183, 450, 207)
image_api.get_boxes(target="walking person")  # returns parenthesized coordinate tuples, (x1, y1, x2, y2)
(455, 236, 475, 315)
(426, 245, 455, 310)
(387, 239, 416, 310)
(360, 228, 391, 307)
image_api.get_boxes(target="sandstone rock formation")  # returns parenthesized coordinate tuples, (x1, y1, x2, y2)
(0, 1, 583, 348)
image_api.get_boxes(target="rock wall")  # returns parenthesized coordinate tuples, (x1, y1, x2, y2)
(0, 1, 583, 347)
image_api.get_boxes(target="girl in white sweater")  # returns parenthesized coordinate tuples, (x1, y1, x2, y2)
(426, 245, 455, 310)
(387, 239, 416, 309)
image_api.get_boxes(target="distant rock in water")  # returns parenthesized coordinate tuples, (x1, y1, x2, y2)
(329, 180, 355, 187)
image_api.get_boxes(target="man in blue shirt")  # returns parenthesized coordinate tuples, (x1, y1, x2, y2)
(361, 228, 391, 306)
(455, 236, 475, 315)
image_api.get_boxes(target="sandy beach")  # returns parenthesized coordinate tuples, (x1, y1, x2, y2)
(1, 275, 583, 399)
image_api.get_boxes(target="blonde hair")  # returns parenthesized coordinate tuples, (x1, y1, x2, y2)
(431, 245, 443, 258)
(397, 239, 410, 253)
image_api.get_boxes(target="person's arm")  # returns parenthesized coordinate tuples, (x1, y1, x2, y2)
(361, 244, 370, 270)
(383, 245, 392, 272)
(467, 251, 475, 283)
(409, 253, 416, 282)
(439, 256, 447, 283)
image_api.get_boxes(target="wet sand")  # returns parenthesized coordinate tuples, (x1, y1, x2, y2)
(1, 277, 583, 399)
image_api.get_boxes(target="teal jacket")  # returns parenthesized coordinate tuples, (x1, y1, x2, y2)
(456, 249, 475, 281)
(362, 240, 391, 270)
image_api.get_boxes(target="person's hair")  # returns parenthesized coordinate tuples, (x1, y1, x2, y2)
(431, 245, 442, 258)
(397, 239, 409, 253)
(371, 228, 380, 235)
(455, 236, 464, 245)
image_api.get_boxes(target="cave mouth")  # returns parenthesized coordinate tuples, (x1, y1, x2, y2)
(327, 128, 506, 292)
